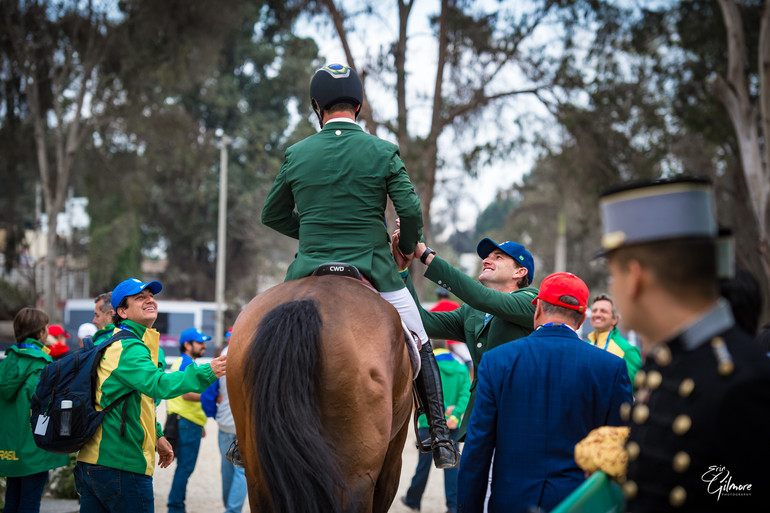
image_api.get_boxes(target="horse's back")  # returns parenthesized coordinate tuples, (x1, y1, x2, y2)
(227, 276, 413, 512)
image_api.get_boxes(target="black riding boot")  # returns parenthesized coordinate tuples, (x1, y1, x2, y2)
(414, 340, 460, 469)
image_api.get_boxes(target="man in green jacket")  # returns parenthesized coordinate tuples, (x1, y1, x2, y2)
(74, 278, 227, 512)
(586, 293, 642, 392)
(0, 307, 70, 512)
(393, 237, 538, 439)
(261, 63, 458, 468)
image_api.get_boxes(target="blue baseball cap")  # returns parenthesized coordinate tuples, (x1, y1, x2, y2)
(476, 238, 535, 285)
(179, 328, 211, 345)
(111, 278, 163, 309)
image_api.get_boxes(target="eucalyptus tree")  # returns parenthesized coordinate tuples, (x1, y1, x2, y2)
(82, 1, 320, 302)
(1, 0, 122, 317)
(277, 1, 627, 240)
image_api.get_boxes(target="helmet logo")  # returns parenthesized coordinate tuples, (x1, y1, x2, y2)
(321, 63, 352, 79)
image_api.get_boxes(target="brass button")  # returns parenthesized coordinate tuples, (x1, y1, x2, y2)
(678, 378, 695, 398)
(672, 414, 692, 435)
(718, 360, 735, 376)
(672, 451, 690, 473)
(669, 486, 687, 507)
(623, 480, 638, 499)
(632, 404, 650, 424)
(646, 370, 663, 390)
(626, 441, 640, 461)
(634, 370, 647, 390)
(620, 402, 632, 422)
(653, 346, 672, 366)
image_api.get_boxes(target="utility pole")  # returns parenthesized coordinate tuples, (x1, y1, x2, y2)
(214, 134, 232, 348)
(554, 210, 566, 272)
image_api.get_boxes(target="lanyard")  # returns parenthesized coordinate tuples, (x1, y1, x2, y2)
(537, 322, 576, 333)
(593, 331, 611, 351)
(19, 343, 42, 351)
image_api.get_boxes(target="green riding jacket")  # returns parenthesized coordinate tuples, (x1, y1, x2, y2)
(0, 339, 70, 477)
(77, 320, 216, 476)
(406, 255, 538, 438)
(261, 120, 423, 292)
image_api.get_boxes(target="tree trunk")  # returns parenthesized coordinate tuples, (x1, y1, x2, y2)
(715, 0, 770, 318)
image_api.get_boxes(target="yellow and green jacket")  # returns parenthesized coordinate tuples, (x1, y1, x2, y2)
(77, 320, 216, 476)
(587, 327, 642, 393)
(167, 354, 207, 426)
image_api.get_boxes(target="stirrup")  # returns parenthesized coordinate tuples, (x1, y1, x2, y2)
(226, 439, 244, 468)
(431, 438, 460, 469)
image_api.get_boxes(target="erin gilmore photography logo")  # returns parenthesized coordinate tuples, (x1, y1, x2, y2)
(701, 465, 752, 500)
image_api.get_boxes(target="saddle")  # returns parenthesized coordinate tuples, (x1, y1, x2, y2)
(311, 262, 421, 377)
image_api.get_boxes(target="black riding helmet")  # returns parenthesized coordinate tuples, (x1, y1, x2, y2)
(310, 63, 363, 126)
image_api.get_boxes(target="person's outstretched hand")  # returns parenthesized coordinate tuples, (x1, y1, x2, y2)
(391, 229, 413, 271)
(210, 353, 227, 378)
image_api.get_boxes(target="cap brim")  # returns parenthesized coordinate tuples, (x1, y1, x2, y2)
(144, 281, 163, 294)
(476, 238, 502, 259)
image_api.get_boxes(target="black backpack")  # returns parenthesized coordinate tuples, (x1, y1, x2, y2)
(30, 330, 137, 454)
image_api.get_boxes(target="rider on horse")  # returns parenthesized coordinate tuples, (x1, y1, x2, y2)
(261, 63, 459, 469)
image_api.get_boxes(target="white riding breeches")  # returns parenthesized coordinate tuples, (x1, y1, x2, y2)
(379, 287, 429, 345)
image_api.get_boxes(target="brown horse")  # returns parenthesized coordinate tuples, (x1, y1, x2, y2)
(226, 275, 414, 513)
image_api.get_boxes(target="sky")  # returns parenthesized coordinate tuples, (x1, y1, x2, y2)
(293, 1, 556, 236)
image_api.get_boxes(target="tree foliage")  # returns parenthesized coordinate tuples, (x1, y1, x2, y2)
(0, 0, 318, 318)
(496, 0, 769, 324)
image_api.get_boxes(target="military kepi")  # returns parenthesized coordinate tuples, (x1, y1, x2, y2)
(599, 177, 717, 252)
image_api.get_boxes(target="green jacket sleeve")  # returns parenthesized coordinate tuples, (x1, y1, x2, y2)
(112, 342, 216, 400)
(424, 256, 536, 328)
(405, 274, 469, 341)
(262, 156, 300, 239)
(387, 152, 423, 255)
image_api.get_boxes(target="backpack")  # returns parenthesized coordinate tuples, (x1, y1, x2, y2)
(30, 330, 137, 454)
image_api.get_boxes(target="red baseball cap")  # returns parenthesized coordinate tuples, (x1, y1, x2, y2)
(531, 272, 589, 313)
(48, 324, 71, 338)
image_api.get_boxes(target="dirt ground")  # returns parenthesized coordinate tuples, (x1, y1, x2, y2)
(153, 404, 456, 513)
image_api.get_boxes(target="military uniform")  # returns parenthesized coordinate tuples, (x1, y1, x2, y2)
(622, 301, 770, 511)
(597, 178, 770, 512)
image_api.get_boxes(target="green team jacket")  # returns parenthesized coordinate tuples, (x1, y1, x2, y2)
(0, 339, 70, 477)
(406, 256, 538, 438)
(418, 348, 471, 429)
(587, 327, 642, 393)
(92, 323, 115, 346)
(261, 120, 423, 292)
(77, 320, 216, 476)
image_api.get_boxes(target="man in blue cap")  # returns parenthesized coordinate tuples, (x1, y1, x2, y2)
(166, 328, 212, 513)
(74, 278, 226, 512)
(392, 235, 538, 440)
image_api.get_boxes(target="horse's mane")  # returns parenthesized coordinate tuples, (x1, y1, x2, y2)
(243, 298, 351, 513)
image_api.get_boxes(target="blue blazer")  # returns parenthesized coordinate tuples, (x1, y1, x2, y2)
(457, 325, 632, 513)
